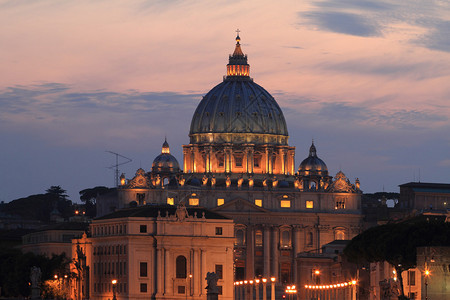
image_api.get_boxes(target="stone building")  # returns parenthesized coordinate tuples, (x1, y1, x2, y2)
(72, 204, 235, 300)
(399, 182, 450, 211)
(97, 33, 363, 290)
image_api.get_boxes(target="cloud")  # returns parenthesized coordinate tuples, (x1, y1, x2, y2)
(281, 98, 448, 131)
(298, 0, 450, 52)
(301, 11, 381, 37)
(416, 20, 450, 53)
(0, 83, 201, 147)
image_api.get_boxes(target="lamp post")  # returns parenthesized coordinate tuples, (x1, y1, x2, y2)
(424, 270, 430, 300)
(112, 279, 117, 300)
(270, 277, 276, 300)
(249, 280, 254, 300)
(262, 278, 267, 300)
(255, 279, 260, 300)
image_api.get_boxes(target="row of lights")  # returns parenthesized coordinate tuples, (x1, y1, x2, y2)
(305, 280, 357, 289)
(234, 277, 276, 286)
(285, 285, 297, 294)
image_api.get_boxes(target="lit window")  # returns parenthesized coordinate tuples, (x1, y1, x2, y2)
(280, 200, 291, 208)
(335, 230, 345, 240)
(255, 230, 263, 247)
(335, 198, 345, 209)
(255, 199, 262, 207)
(306, 201, 314, 209)
(217, 198, 224, 206)
(281, 230, 290, 248)
(189, 198, 199, 206)
(236, 229, 245, 245)
(167, 197, 174, 205)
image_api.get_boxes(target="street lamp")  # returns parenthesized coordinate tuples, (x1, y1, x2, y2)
(255, 279, 260, 300)
(112, 279, 117, 300)
(270, 277, 276, 300)
(424, 270, 430, 300)
(262, 278, 267, 300)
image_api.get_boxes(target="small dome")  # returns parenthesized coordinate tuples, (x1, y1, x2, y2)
(298, 142, 328, 176)
(152, 139, 180, 174)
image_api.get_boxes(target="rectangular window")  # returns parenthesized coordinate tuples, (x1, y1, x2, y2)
(140, 225, 147, 233)
(306, 200, 314, 209)
(140, 262, 148, 277)
(215, 227, 223, 235)
(137, 193, 145, 203)
(215, 264, 223, 279)
(280, 200, 291, 208)
(178, 286, 186, 294)
(167, 197, 174, 205)
(254, 157, 261, 168)
(235, 156, 243, 167)
(189, 198, 199, 206)
(218, 286, 223, 295)
(217, 198, 224, 206)
(140, 283, 147, 293)
(335, 199, 345, 209)
(255, 199, 262, 207)
(407, 271, 415, 286)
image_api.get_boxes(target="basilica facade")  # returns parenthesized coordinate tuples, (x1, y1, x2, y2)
(97, 33, 363, 289)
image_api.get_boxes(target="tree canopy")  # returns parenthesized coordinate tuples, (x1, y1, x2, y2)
(344, 215, 450, 298)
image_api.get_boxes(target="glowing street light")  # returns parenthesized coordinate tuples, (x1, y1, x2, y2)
(112, 279, 117, 300)
(255, 279, 261, 300)
(262, 278, 267, 300)
(270, 277, 276, 300)
(424, 269, 430, 300)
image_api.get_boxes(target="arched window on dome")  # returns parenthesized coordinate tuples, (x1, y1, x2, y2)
(176, 255, 187, 278)
(310, 181, 316, 190)
(254, 154, 262, 169)
(217, 153, 224, 168)
(234, 153, 243, 168)
(163, 177, 169, 186)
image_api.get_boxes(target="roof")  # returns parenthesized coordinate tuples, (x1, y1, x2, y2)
(95, 204, 230, 221)
(399, 182, 450, 193)
(33, 222, 89, 232)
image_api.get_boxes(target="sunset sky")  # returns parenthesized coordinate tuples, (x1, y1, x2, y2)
(1, 0, 449, 202)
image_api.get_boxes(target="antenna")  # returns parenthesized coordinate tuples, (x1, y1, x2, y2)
(106, 151, 132, 187)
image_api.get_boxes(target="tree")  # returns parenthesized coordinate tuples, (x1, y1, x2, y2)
(79, 186, 113, 217)
(46, 186, 69, 201)
(344, 216, 450, 299)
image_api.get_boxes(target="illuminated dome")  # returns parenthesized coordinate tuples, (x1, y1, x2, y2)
(298, 142, 329, 176)
(189, 33, 288, 146)
(152, 139, 180, 174)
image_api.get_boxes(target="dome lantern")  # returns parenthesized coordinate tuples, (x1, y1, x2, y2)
(226, 30, 250, 79)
